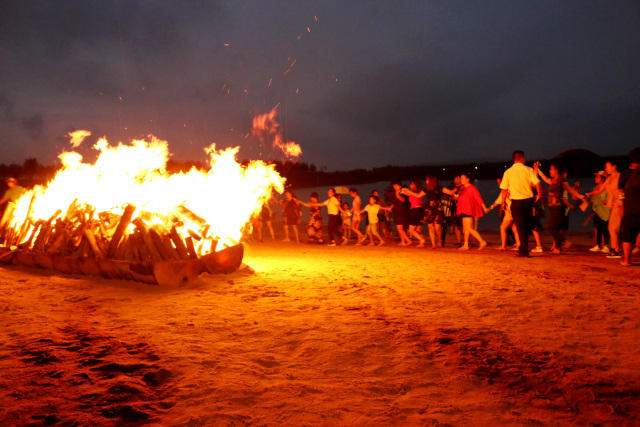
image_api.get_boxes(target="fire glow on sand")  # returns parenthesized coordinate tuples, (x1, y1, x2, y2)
(0, 132, 286, 285)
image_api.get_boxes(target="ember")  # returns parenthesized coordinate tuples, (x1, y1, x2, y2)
(0, 135, 285, 285)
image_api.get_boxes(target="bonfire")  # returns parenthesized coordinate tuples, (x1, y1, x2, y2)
(0, 133, 285, 285)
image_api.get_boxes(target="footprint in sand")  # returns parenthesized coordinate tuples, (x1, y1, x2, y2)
(254, 356, 280, 368)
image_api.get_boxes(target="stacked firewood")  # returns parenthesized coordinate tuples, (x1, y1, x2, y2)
(0, 201, 244, 285)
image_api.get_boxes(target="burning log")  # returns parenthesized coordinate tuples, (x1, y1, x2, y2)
(185, 236, 198, 259)
(22, 221, 43, 249)
(170, 226, 189, 259)
(178, 205, 206, 226)
(83, 228, 104, 258)
(133, 219, 163, 262)
(107, 204, 136, 257)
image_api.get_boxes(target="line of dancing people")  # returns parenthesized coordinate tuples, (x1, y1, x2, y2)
(249, 148, 640, 265)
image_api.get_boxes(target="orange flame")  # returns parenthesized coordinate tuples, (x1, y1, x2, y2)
(9, 135, 285, 248)
(251, 105, 302, 159)
(67, 129, 92, 148)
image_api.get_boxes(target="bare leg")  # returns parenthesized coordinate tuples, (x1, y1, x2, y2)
(427, 224, 436, 248)
(396, 225, 411, 246)
(409, 225, 425, 246)
(283, 225, 290, 242)
(373, 229, 385, 245)
(621, 242, 632, 266)
(434, 223, 442, 247)
(532, 230, 542, 249)
(461, 217, 486, 249)
(460, 218, 471, 249)
(267, 221, 275, 239)
(499, 217, 509, 249)
(512, 223, 521, 248)
(292, 225, 299, 243)
(352, 219, 364, 241)
(609, 205, 622, 252)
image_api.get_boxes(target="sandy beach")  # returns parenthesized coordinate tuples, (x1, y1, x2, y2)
(1, 233, 639, 426)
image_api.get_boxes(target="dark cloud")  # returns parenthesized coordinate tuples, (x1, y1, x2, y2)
(0, 93, 15, 121)
(20, 113, 44, 140)
(0, 0, 638, 169)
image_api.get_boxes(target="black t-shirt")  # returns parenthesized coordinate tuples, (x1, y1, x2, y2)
(619, 167, 640, 215)
(391, 191, 409, 214)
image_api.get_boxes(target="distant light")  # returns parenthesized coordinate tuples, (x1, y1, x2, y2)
(474, 166, 478, 170)
(442, 168, 446, 171)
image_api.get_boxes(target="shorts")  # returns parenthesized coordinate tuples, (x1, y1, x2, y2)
(284, 214, 299, 226)
(409, 208, 423, 226)
(621, 214, 640, 243)
(423, 207, 443, 225)
(366, 223, 379, 234)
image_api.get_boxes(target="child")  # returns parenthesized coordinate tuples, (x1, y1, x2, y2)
(280, 190, 301, 243)
(254, 200, 275, 242)
(341, 202, 352, 241)
(304, 192, 324, 244)
(361, 195, 392, 246)
(348, 188, 365, 244)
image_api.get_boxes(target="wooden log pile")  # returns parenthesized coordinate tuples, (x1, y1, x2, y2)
(0, 202, 244, 285)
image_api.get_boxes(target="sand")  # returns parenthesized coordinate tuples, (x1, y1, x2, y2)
(1, 233, 639, 426)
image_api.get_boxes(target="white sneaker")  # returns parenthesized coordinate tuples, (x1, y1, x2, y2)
(589, 245, 601, 252)
(531, 247, 543, 253)
(601, 246, 610, 254)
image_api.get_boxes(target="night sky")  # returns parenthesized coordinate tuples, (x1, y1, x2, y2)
(1, 0, 639, 170)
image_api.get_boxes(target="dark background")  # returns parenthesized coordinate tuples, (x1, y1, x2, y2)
(1, 1, 639, 170)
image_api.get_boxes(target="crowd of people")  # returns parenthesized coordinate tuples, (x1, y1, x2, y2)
(249, 148, 640, 266)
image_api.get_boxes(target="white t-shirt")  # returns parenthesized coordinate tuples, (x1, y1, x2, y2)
(363, 204, 381, 224)
(500, 163, 540, 200)
(323, 196, 340, 215)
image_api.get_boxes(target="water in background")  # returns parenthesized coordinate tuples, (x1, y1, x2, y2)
(272, 178, 600, 233)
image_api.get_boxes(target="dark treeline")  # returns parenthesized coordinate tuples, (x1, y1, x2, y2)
(272, 150, 629, 189)
(0, 151, 630, 194)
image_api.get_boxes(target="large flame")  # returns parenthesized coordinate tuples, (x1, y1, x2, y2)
(8, 135, 285, 249)
(252, 105, 302, 159)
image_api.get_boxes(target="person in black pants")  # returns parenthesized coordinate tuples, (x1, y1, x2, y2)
(620, 147, 640, 266)
(510, 198, 534, 256)
(499, 151, 542, 257)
